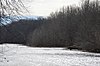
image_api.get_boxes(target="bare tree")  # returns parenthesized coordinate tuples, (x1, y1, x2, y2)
(0, 0, 28, 25)
(0, 0, 28, 41)
(0, 0, 28, 62)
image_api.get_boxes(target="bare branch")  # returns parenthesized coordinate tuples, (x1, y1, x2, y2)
(0, 0, 28, 25)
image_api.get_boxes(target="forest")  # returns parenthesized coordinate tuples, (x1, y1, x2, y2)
(0, 0, 100, 53)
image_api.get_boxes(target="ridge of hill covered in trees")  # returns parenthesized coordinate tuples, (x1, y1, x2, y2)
(0, 0, 100, 53)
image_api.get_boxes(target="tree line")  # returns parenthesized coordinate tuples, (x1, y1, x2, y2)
(0, 19, 44, 44)
(0, 0, 100, 53)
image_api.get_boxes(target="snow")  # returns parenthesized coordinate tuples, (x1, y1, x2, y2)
(0, 44, 100, 66)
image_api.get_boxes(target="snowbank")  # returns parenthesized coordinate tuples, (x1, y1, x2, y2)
(0, 44, 100, 66)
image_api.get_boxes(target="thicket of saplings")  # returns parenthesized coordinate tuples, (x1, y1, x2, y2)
(0, 0, 100, 53)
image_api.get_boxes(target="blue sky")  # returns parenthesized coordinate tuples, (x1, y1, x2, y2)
(23, 0, 81, 17)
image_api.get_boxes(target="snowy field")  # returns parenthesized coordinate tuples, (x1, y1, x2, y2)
(0, 44, 100, 66)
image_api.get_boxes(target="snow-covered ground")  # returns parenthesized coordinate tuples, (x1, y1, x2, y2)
(0, 44, 100, 66)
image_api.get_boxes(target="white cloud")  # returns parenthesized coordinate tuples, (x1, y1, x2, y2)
(23, 0, 80, 16)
